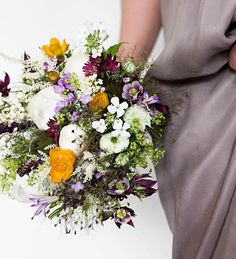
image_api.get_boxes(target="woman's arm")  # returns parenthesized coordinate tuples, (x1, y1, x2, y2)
(119, 0, 162, 60)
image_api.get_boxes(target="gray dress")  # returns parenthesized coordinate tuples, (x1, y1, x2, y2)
(147, 0, 236, 258)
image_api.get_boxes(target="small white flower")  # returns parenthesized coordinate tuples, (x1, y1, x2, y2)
(100, 133, 129, 154)
(124, 104, 151, 131)
(92, 48, 102, 58)
(112, 119, 130, 137)
(107, 97, 128, 118)
(92, 119, 107, 133)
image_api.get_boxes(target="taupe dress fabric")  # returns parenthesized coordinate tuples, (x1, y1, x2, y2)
(147, 1, 236, 258)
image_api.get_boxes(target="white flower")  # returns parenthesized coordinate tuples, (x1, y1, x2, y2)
(124, 104, 151, 131)
(100, 133, 129, 154)
(12, 175, 45, 203)
(65, 50, 89, 79)
(92, 119, 107, 133)
(92, 48, 102, 58)
(59, 124, 86, 155)
(112, 119, 130, 137)
(28, 86, 63, 130)
(107, 97, 128, 118)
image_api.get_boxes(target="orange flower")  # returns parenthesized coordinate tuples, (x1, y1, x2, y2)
(89, 92, 109, 113)
(42, 38, 69, 58)
(49, 147, 76, 183)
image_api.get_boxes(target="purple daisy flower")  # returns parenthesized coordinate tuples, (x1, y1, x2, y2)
(122, 80, 143, 101)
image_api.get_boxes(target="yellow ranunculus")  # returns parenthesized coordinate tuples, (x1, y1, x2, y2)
(89, 92, 109, 113)
(42, 38, 69, 58)
(49, 147, 76, 183)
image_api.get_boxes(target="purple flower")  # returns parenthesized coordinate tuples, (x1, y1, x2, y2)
(17, 159, 44, 177)
(70, 111, 81, 123)
(0, 73, 10, 97)
(53, 81, 65, 93)
(123, 77, 130, 83)
(43, 61, 49, 71)
(65, 93, 75, 103)
(0, 121, 32, 135)
(108, 178, 130, 196)
(122, 81, 143, 101)
(113, 207, 135, 229)
(131, 173, 157, 198)
(83, 57, 101, 76)
(47, 119, 60, 144)
(137, 91, 160, 109)
(30, 196, 58, 217)
(101, 55, 119, 73)
(55, 99, 66, 113)
(53, 73, 73, 94)
(71, 181, 85, 193)
(153, 103, 170, 116)
(79, 94, 92, 105)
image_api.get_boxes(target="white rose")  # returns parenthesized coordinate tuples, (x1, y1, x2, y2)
(28, 86, 63, 130)
(65, 50, 89, 79)
(59, 124, 87, 156)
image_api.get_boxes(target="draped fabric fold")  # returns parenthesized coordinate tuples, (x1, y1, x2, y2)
(147, 1, 236, 258)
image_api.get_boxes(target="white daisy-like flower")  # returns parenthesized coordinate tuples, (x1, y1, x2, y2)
(92, 119, 107, 133)
(100, 133, 130, 154)
(112, 119, 130, 138)
(124, 104, 151, 131)
(107, 97, 128, 118)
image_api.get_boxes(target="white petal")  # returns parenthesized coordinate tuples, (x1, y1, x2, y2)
(120, 101, 128, 110)
(123, 122, 130, 130)
(107, 105, 117, 114)
(116, 108, 125, 118)
(92, 121, 100, 129)
(113, 119, 123, 130)
(111, 97, 120, 106)
(111, 130, 120, 137)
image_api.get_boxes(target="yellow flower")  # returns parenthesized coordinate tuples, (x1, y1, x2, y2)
(42, 38, 69, 58)
(89, 92, 109, 113)
(49, 147, 76, 183)
(47, 71, 60, 83)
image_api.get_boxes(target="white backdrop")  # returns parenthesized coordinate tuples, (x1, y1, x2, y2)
(0, 1, 172, 259)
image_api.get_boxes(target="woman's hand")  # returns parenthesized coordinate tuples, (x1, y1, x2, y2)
(118, 0, 162, 60)
(229, 43, 236, 70)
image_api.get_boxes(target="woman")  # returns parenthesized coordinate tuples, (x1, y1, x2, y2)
(120, 0, 236, 258)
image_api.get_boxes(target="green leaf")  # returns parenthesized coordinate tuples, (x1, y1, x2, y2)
(105, 42, 127, 57)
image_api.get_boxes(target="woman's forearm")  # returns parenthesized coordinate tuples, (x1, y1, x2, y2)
(119, 0, 162, 59)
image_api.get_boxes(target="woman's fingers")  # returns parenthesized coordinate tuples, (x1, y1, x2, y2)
(229, 43, 236, 70)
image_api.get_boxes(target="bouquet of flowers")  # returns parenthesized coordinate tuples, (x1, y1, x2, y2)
(0, 23, 169, 233)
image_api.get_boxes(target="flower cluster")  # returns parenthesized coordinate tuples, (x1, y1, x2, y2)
(0, 24, 170, 233)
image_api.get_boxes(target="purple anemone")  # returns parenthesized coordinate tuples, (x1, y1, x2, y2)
(137, 91, 160, 109)
(107, 178, 130, 196)
(122, 80, 143, 101)
(0, 72, 10, 97)
(113, 206, 135, 228)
